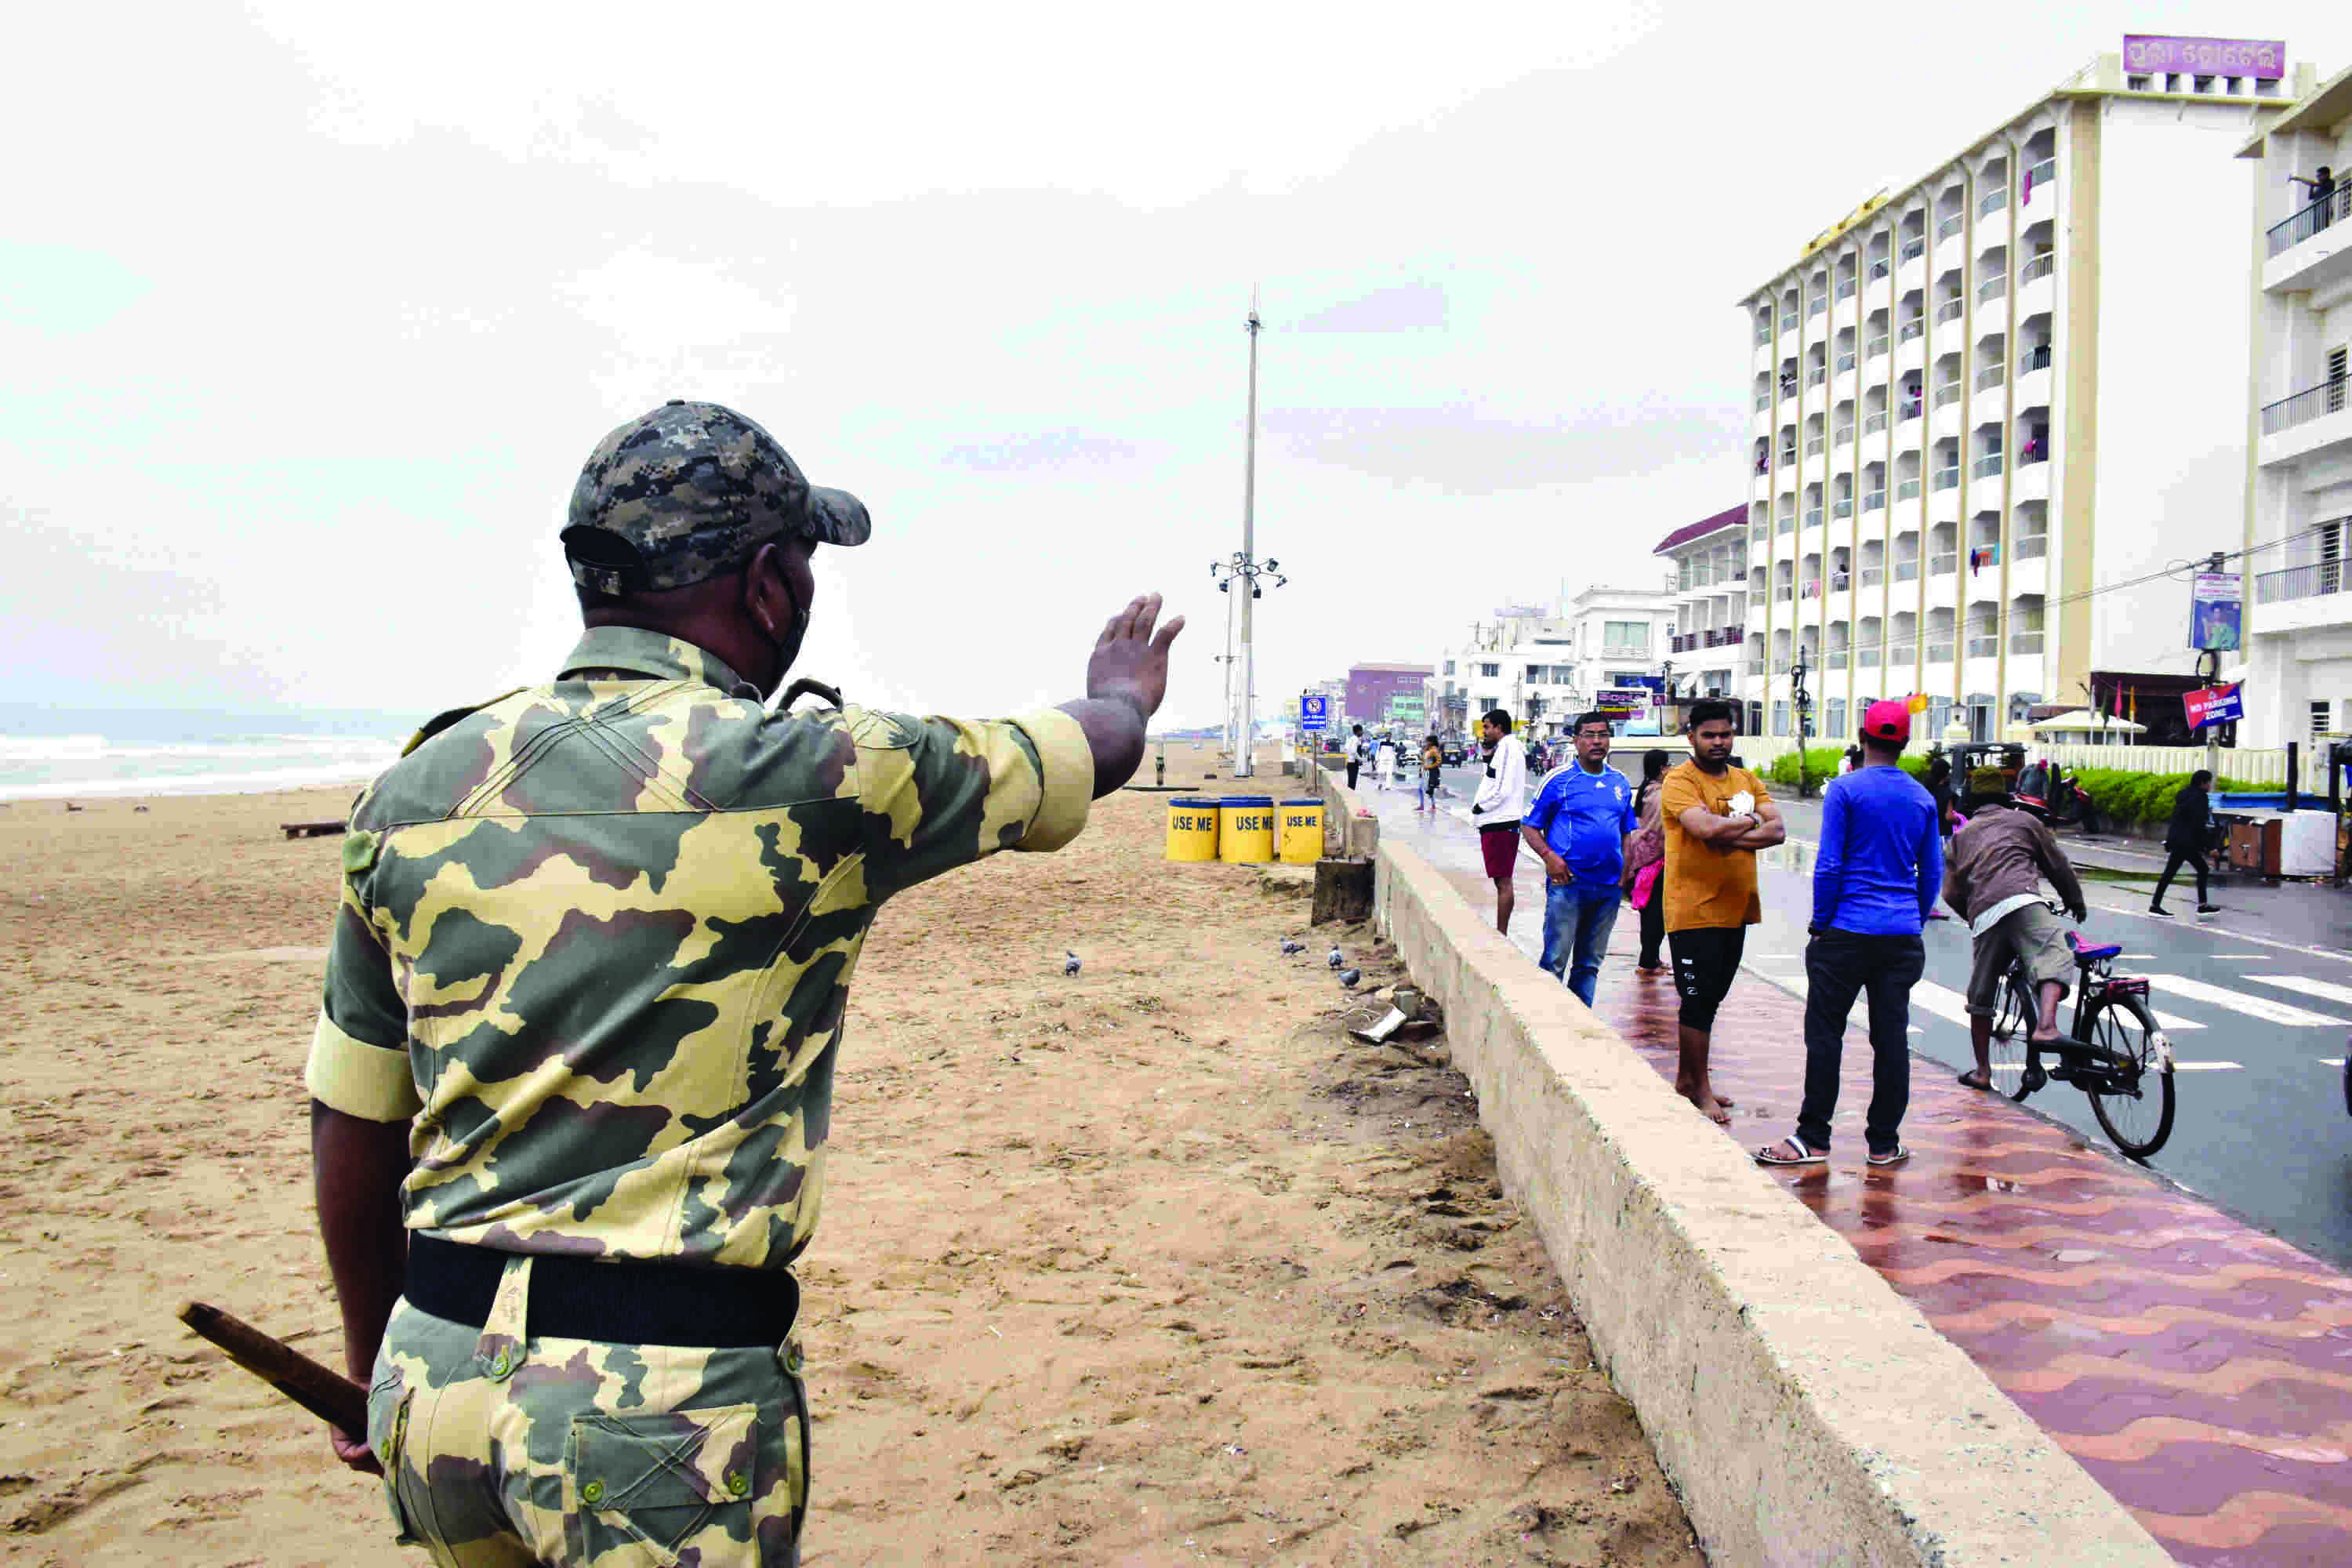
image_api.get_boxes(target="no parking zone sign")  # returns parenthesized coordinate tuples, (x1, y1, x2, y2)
(2183, 682, 2243, 731)
(1299, 695, 1329, 732)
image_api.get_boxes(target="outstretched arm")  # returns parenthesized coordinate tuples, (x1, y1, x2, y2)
(1057, 594, 1185, 797)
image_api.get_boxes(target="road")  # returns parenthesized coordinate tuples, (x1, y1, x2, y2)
(1360, 753, 2352, 1271)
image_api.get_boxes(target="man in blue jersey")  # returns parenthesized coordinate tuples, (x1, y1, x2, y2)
(1519, 711, 1639, 1006)
(1756, 699, 1942, 1169)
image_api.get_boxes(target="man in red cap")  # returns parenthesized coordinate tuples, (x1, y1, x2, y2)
(1756, 699, 1943, 1169)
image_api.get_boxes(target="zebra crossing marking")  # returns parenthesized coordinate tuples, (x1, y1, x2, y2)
(2140, 975, 2350, 1027)
(2238, 973, 2352, 1009)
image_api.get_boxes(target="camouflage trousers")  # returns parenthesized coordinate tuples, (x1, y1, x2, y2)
(368, 1254, 808, 1566)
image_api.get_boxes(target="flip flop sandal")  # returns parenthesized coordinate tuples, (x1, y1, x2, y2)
(1956, 1069, 1994, 1090)
(1867, 1145, 1911, 1167)
(1754, 1137, 1825, 1167)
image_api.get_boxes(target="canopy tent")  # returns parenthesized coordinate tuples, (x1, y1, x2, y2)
(2002, 710, 2147, 742)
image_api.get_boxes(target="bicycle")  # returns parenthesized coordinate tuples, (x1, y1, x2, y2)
(1987, 906, 2176, 1158)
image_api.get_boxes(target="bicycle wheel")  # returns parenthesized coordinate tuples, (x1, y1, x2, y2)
(2084, 993, 2176, 1159)
(1987, 964, 2036, 1100)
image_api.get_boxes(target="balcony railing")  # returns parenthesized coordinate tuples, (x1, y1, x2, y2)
(1977, 271, 2007, 302)
(1835, 278, 1857, 300)
(1755, 325, 1773, 346)
(1895, 561, 1919, 582)
(2015, 535, 2048, 559)
(1967, 635, 1998, 658)
(1869, 258, 1890, 280)
(2020, 343, 2051, 372)
(1865, 333, 1890, 359)
(1932, 466, 1959, 490)
(1889, 641, 1917, 662)
(1976, 362, 2005, 390)
(1899, 319, 1925, 342)
(1933, 383, 1962, 408)
(1804, 437, 1824, 457)
(2265, 184, 2352, 258)
(2019, 445, 2048, 466)
(1978, 187, 2008, 216)
(1774, 584, 1794, 601)
(2009, 632, 2045, 655)
(1862, 488, 1886, 511)
(1900, 236, 1926, 262)
(1748, 658, 1766, 673)
(1804, 506, 1824, 527)
(1781, 312, 1798, 330)
(1936, 298, 1965, 323)
(1779, 445, 1798, 463)
(1832, 423, 1854, 443)
(2024, 158, 2055, 200)
(2019, 252, 2055, 285)
(2256, 562, 2346, 603)
(1835, 352, 1856, 375)
(1930, 551, 1958, 575)
(1777, 514, 1797, 535)
(1859, 566, 1884, 586)
(1899, 401, 1922, 423)
(2259, 377, 2350, 436)
(1859, 648, 1882, 666)
(1936, 212, 1964, 240)
(1832, 498, 1853, 519)
(1973, 452, 2005, 478)
(1825, 649, 1851, 669)
(1750, 522, 1769, 541)
(1802, 579, 1822, 598)
(1774, 658, 1793, 674)
(1928, 641, 1955, 662)
(1862, 412, 1887, 435)
(1895, 477, 1922, 501)
(1806, 367, 1828, 387)
(1755, 392, 1770, 411)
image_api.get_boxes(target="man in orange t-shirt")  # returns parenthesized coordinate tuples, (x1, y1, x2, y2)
(1657, 701, 1784, 1124)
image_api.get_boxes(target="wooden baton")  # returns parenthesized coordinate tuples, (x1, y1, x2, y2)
(176, 1301, 369, 1436)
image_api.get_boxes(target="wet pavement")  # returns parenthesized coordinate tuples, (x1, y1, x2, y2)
(1356, 766, 2352, 1565)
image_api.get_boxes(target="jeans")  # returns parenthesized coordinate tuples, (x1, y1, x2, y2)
(1636, 883, 1664, 969)
(1540, 880, 1622, 1007)
(1796, 929, 1926, 1156)
(1345, 761, 1360, 789)
(2152, 848, 2209, 906)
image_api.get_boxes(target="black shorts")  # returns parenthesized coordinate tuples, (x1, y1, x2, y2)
(1668, 925, 1746, 1032)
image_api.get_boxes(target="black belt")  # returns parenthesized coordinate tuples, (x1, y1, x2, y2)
(405, 1233, 798, 1348)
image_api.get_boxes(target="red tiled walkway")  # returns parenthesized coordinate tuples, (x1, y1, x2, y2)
(1592, 949, 2352, 1566)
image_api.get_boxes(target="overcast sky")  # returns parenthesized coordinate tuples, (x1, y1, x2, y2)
(7, 2, 2347, 731)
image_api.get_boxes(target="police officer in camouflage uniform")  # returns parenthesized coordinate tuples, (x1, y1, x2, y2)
(308, 400, 1183, 1565)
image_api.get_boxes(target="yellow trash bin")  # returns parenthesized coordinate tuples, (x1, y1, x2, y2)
(1278, 798, 1325, 865)
(1165, 797, 1219, 862)
(1216, 795, 1276, 864)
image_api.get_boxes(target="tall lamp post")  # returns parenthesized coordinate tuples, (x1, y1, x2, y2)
(1210, 552, 1287, 774)
(1790, 648, 1813, 800)
(1660, 658, 1676, 738)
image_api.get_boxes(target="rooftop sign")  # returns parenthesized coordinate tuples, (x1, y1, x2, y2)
(2123, 35, 2285, 80)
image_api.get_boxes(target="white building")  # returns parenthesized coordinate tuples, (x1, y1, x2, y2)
(2241, 62, 2352, 756)
(1740, 45, 2319, 748)
(1428, 590, 1680, 741)
(1653, 504, 1753, 723)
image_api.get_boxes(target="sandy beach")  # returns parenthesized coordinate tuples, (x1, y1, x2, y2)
(0, 747, 1700, 1565)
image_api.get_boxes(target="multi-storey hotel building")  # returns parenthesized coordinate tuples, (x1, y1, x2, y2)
(1740, 45, 2318, 746)
(2242, 62, 2352, 756)
(1655, 504, 1751, 718)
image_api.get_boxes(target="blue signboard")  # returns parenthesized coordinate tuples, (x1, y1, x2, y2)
(1299, 695, 1329, 732)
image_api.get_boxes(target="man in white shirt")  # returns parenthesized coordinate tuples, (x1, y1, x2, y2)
(1344, 724, 1367, 789)
(1469, 707, 1530, 934)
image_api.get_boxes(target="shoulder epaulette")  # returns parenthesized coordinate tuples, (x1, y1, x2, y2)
(401, 689, 527, 757)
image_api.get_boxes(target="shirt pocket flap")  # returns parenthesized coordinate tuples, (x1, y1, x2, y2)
(573, 1403, 758, 1510)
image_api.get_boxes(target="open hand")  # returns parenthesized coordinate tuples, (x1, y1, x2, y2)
(1086, 594, 1185, 720)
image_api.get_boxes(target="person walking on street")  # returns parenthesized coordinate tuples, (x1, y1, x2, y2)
(1659, 702, 1784, 1124)
(2150, 768, 2220, 916)
(1420, 733, 1443, 812)
(307, 399, 1184, 1563)
(1627, 748, 1671, 972)
(1378, 732, 1399, 790)
(1470, 707, 1530, 935)
(1345, 724, 1367, 790)
(1923, 754, 1958, 920)
(1756, 702, 1942, 1169)
(1520, 712, 1639, 1006)
(1944, 793, 2089, 1091)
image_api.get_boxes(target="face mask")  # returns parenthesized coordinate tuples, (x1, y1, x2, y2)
(751, 554, 809, 690)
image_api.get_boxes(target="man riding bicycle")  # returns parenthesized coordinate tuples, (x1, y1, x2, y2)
(1942, 789, 2089, 1091)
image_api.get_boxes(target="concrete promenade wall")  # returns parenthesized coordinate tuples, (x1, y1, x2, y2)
(1335, 768, 2168, 1563)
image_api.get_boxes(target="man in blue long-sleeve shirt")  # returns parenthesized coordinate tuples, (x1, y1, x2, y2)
(1757, 700, 1943, 1169)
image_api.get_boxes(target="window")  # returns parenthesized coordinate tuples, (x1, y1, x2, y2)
(1773, 701, 1790, 737)
(1602, 620, 1650, 657)
(1443, 660, 1455, 676)
(1827, 698, 1848, 739)
(2313, 701, 2334, 740)
(1479, 662, 1500, 678)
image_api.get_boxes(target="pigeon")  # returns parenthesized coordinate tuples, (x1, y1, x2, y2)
(1063, 950, 1081, 977)
(1338, 967, 1363, 989)
(1279, 938, 1305, 956)
(1327, 947, 1344, 970)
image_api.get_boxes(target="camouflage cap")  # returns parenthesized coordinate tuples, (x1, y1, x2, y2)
(562, 400, 870, 594)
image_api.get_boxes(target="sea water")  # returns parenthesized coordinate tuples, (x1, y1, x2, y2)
(0, 705, 416, 802)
